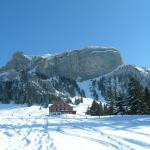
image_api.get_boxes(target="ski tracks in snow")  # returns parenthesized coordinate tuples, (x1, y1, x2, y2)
(0, 116, 150, 150)
(54, 118, 136, 150)
(1, 117, 56, 150)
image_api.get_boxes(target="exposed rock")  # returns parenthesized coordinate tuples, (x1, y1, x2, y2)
(3, 51, 30, 71)
(35, 47, 123, 80)
(1, 47, 123, 80)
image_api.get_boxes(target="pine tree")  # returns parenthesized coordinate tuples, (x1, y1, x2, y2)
(98, 77, 105, 97)
(89, 100, 106, 116)
(127, 78, 144, 115)
(143, 87, 150, 114)
(90, 100, 100, 116)
(20, 69, 28, 81)
(80, 89, 86, 97)
(106, 86, 115, 115)
(92, 90, 99, 101)
(74, 98, 80, 105)
(99, 102, 104, 116)
(114, 93, 125, 115)
(103, 104, 109, 116)
(80, 97, 83, 103)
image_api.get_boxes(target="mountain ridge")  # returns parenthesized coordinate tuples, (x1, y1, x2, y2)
(1, 46, 123, 81)
(0, 46, 150, 106)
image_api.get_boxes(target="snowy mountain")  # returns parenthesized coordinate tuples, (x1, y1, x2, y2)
(1, 46, 123, 80)
(0, 47, 150, 150)
(0, 47, 150, 106)
(83, 64, 150, 99)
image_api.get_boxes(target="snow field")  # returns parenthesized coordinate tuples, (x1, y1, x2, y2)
(0, 102, 150, 150)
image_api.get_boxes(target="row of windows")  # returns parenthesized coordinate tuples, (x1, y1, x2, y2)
(50, 108, 72, 111)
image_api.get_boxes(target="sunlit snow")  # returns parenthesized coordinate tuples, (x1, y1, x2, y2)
(0, 100, 150, 150)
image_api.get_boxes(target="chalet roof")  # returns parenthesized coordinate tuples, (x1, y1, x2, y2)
(48, 104, 53, 107)
(48, 100, 72, 108)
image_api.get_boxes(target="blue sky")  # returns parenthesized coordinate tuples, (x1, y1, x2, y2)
(0, 0, 150, 67)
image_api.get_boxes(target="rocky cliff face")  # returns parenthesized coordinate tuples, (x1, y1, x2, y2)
(1, 46, 123, 81)
(36, 47, 123, 80)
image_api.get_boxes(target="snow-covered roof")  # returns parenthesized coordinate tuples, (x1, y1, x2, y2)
(48, 104, 53, 107)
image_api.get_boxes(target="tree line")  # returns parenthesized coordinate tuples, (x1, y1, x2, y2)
(87, 78, 150, 116)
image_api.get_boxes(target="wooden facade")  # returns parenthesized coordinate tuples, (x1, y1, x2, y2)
(49, 100, 76, 115)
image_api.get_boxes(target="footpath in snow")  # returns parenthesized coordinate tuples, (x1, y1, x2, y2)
(0, 102, 150, 150)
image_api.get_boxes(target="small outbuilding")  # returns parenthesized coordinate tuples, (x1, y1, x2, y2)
(49, 100, 76, 115)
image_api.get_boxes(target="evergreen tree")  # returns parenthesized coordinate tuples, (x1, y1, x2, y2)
(127, 78, 144, 114)
(74, 98, 80, 105)
(86, 106, 91, 115)
(90, 100, 100, 116)
(143, 87, 150, 114)
(80, 89, 86, 98)
(92, 90, 99, 101)
(80, 97, 83, 103)
(106, 86, 115, 115)
(99, 102, 104, 116)
(88, 100, 105, 116)
(98, 77, 105, 97)
(103, 104, 109, 116)
(20, 69, 28, 81)
(114, 93, 125, 115)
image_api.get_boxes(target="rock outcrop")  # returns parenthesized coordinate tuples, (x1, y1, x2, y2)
(36, 47, 123, 80)
(1, 46, 123, 80)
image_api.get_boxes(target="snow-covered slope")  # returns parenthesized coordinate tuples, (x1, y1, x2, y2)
(103, 64, 150, 78)
(0, 103, 150, 150)
(77, 78, 105, 101)
(77, 64, 150, 102)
